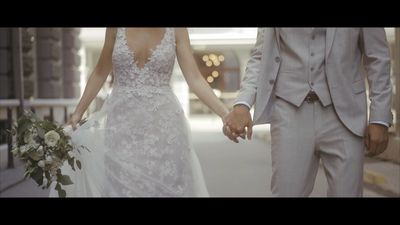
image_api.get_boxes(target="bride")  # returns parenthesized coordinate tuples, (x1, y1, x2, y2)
(49, 28, 229, 197)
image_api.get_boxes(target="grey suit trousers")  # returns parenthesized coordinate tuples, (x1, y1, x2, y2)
(270, 97, 364, 197)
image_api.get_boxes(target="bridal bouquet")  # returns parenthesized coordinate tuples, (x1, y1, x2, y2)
(8, 110, 88, 197)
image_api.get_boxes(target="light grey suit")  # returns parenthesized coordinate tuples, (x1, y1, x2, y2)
(235, 28, 393, 196)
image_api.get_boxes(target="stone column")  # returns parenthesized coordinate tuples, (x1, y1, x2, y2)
(0, 28, 13, 99)
(36, 28, 63, 98)
(22, 28, 37, 98)
(62, 28, 81, 98)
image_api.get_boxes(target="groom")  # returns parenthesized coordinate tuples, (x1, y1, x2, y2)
(223, 28, 393, 197)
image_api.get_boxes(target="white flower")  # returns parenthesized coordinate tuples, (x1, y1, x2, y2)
(30, 127, 38, 138)
(45, 155, 53, 164)
(68, 151, 74, 158)
(19, 145, 28, 154)
(38, 160, 45, 168)
(37, 145, 43, 153)
(44, 130, 60, 147)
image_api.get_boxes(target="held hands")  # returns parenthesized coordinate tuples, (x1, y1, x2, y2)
(365, 123, 389, 157)
(222, 105, 253, 143)
(222, 106, 391, 152)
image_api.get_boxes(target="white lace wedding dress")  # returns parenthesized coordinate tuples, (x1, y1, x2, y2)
(49, 28, 209, 197)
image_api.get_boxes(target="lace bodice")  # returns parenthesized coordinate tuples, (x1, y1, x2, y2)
(112, 28, 176, 88)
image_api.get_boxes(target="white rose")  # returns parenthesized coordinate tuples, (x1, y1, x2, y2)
(38, 160, 45, 168)
(44, 130, 60, 147)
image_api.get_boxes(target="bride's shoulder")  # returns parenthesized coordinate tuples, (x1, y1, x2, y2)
(174, 27, 187, 32)
(105, 28, 118, 35)
(174, 28, 189, 41)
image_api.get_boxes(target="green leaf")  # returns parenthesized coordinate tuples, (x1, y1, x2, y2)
(17, 119, 33, 138)
(44, 171, 51, 180)
(46, 180, 52, 189)
(23, 170, 31, 179)
(30, 167, 44, 186)
(55, 183, 66, 198)
(37, 127, 45, 138)
(28, 165, 36, 173)
(44, 171, 52, 188)
(82, 145, 91, 152)
(57, 175, 73, 186)
(43, 121, 57, 131)
(68, 158, 75, 171)
(76, 160, 82, 170)
(58, 189, 66, 198)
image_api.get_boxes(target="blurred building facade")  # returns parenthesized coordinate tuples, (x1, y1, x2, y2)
(0, 28, 82, 99)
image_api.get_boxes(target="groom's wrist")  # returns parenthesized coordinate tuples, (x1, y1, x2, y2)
(234, 104, 250, 112)
(234, 102, 251, 111)
(369, 121, 390, 128)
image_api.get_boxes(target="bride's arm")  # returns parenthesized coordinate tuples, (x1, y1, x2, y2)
(69, 28, 117, 129)
(175, 28, 229, 120)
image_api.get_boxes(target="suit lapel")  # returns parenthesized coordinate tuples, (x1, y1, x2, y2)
(274, 28, 281, 53)
(325, 28, 336, 59)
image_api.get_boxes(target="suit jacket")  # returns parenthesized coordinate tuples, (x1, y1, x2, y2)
(235, 28, 393, 136)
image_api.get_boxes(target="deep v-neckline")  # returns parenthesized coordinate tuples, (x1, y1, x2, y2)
(123, 28, 168, 71)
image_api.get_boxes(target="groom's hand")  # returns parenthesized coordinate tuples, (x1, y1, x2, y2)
(223, 105, 253, 143)
(365, 123, 389, 157)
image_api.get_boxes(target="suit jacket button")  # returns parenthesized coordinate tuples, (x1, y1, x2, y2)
(269, 80, 275, 85)
(275, 57, 280, 63)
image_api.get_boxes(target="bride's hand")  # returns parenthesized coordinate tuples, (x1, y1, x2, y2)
(68, 112, 83, 131)
(223, 105, 252, 141)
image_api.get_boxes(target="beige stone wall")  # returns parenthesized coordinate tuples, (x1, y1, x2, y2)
(0, 28, 82, 100)
(0, 28, 13, 99)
